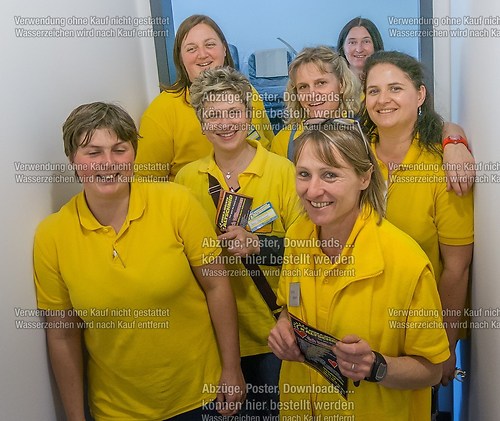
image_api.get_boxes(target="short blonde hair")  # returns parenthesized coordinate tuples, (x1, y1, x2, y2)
(189, 66, 253, 123)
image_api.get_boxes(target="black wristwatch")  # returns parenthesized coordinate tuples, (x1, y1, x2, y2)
(365, 351, 387, 382)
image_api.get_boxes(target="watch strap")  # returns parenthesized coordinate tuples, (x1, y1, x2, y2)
(365, 351, 387, 382)
(442, 135, 469, 150)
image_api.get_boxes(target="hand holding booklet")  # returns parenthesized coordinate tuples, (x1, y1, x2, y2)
(215, 190, 253, 232)
(289, 314, 348, 399)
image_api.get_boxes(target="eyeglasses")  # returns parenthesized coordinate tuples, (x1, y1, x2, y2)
(303, 117, 371, 158)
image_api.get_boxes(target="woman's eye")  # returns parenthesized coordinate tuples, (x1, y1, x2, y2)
(324, 172, 337, 180)
(297, 171, 309, 178)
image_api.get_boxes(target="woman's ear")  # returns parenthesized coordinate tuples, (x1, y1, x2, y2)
(360, 165, 373, 191)
(417, 84, 426, 108)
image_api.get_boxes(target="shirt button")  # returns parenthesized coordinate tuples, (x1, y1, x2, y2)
(103, 228, 109, 233)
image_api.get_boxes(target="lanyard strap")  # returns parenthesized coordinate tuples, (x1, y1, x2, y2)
(287, 126, 298, 161)
(207, 174, 281, 319)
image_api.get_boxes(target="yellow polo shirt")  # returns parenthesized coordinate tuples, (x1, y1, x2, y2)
(277, 208, 450, 420)
(175, 139, 303, 356)
(136, 86, 274, 181)
(34, 182, 222, 420)
(372, 137, 474, 282)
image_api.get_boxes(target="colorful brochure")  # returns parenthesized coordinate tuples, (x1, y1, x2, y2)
(216, 190, 253, 232)
(290, 314, 348, 399)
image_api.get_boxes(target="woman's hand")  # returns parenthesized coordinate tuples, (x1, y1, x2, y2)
(442, 143, 475, 196)
(440, 348, 457, 386)
(268, 312, 304, 362)
(218, 226, 260, 257)
(214, 367, 247, 416)
(333, 334, 375, 382)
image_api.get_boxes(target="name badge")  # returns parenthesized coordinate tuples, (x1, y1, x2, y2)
(247, 201, 278, 232)
(289, 282, 301, 307)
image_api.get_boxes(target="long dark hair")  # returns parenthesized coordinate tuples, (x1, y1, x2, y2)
(361, 51, 443, 153)
(337, 17, 384, 63)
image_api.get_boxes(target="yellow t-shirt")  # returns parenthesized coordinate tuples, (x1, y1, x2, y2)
(372, 138, 474, 281)
(277, 209, 450, 421)
(136, 86, 274, 181)
(34, 182, 222, 420)
(175, 139, 303, 356)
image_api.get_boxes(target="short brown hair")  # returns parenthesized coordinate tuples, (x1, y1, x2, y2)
(62, 102, 139, 161)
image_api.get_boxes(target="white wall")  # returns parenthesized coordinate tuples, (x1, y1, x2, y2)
(447, 1, 500, 420)
(0, 0, 158, 419)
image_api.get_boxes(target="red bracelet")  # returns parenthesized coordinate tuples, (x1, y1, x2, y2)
(442, 135, 469, 150)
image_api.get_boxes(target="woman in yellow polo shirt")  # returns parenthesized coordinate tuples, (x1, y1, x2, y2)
(175, 66, 303, 419)
(33, 102, 245, 420)
(271, 46, 475, 196)
(268, 122, 450, 420)
(361, 51, 474, 387)
(270, 46, 361, 160)
(135, 14, 273, 181)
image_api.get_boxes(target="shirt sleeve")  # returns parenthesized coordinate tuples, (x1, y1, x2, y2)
(403, 264, 451, 364)
(176, 186, 222, 267)
(435, 183, 474, 246)
(33, 220, 73, 310)
(135, 93, 174, 179)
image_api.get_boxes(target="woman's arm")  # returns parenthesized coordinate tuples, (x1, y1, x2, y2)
(45, 313, 86, 421)
(442, 122, 475, 196)
(192, 263, 246, 416)
(333, 335, 442, 389)
(438, 243, 473, 385)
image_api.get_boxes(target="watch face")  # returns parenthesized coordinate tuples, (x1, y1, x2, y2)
(375, 363, 387, 381)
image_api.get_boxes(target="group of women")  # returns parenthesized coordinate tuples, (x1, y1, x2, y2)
(33, 13, 474, 421)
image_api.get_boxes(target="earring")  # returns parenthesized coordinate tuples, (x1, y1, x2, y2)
(418, 107, 422, 116)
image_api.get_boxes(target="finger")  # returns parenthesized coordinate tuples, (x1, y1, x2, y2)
(217, 231, 237, 241)
(451, 181, 463, 196)
(224, 392, 244, 414)
(340, 334, 361, 344)
(446, 176, 453, 192)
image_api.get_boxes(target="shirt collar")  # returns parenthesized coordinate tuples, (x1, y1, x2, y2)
(196, 138, 267, 178)
(76, 183, 145, 232)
